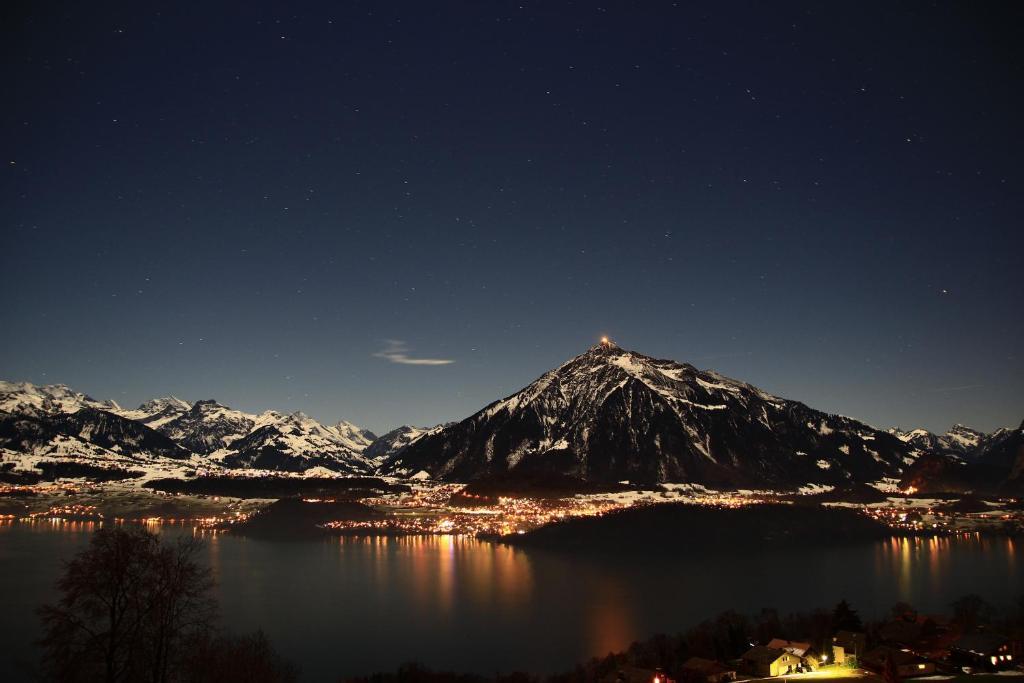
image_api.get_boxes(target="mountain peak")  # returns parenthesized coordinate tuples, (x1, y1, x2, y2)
(384, 342, 920, 486)
(138, 396, 192, 412)
(588, 336, 621, 354)
(192, 399, 223, 408)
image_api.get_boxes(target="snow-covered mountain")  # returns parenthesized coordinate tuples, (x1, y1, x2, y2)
(116, 396, 193, 428)
(147, 400, 256, 455)
(364, 425, 446, 464)
(0, 381, 378, 479)
(209, 411, 377, 473)
(383, 341, 919, 487)
(945, 424, 987, 452)
(0, 380, 121, 417)
(901, 420, 1024, 494)
(0, 381, 206, 480)
(334, 420, 378, 452)
(4, 369, 1017, 489)
(888, 424, 988, 458)
(0, 406, 197, 480)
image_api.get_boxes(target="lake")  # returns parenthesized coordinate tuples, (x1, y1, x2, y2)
(1, 520, 1020, 681)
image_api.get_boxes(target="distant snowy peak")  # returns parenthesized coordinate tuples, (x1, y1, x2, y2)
(0, 380, 121, 417)
(121, 396, 193, 418)
(211, 410, 377, 474)
(384, 343, 915, 487)
(945, 423, 985, 451)
(0, 380, 380, 478)
(154, 400, 257, 455)
(115, 396, 193, 427)
(140, 396, 192, 413)
(0, 405, 197, 480)
(0, 383, 199, 477)
(900, 419, 1024, 494)
(888, 423, 991, 457)
(888, 427, 947, 452)
(364, 424, 446, 463)
(334, 420, 377, 451)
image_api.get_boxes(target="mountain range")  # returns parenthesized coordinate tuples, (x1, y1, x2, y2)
(0, 381, 387, 480)
(1, 341, 1020, 492)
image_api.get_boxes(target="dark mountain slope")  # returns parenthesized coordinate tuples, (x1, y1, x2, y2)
(384, 341, 913, 488)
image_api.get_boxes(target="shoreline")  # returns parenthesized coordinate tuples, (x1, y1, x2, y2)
(3, 476, 1022, 541)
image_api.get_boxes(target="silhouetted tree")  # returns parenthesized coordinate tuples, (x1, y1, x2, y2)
(714, 610, 751, 660)
(781, 608, 832, 656)
(831, 600, 862, 632)
(37, 527, 215, 683)
(754, 608, 782, 644)
(180, 630, 297, 683)
(37, 527, 297, 683)
(951, 594, 993, 630)
(37, 527, 214, 682)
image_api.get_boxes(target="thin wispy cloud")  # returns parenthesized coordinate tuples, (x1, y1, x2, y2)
(932, 383, 985, 394)
(373, 339, 455, 366)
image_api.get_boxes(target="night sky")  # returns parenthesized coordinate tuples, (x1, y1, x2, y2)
(3, 2, 1022, 435)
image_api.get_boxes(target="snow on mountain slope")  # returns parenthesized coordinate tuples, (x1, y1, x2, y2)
(0, 380, 121, 417)
(0, 381, 378, 479)
(945, 424, 985, 451)
(977, 420, 1024, 489)
(115, 396, 193, 429)
(888, 427, 950, 455)
(888, 423, 988, 458)
(151, 400, 256, 455)
(0, 407, 200, 480)
(901, 420, 1024, 494)
(333, 420, 378, 452)
(209, 411, 377, 473)
(0, 383, 213, 477)
(364, 424, 446, 464)
(383, 341, 917, 487)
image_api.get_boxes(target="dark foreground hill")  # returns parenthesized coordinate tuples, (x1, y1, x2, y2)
(502, 502, 891, 553)
(144, 475, 408, 499)
(231, 498, 384, 539)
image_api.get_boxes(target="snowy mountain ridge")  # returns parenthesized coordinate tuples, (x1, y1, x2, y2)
(0, 380, 380, 477)
(3, 353, 1019, 489)
(888, 423, 1001, 459)
(363, 424, 450, 464)
(0, 380, 122, 417)
(383, 341, 992, 488)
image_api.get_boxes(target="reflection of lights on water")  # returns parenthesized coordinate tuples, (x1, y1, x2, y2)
(324, 533, 537, 616)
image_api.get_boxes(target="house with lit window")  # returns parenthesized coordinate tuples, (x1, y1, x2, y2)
(832, 631, 867, 665)
(950, 633, 1014, 671)
(861, 646, 936, 678)
(765, 639, 820, 669)
(740, 646, 803, 677)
